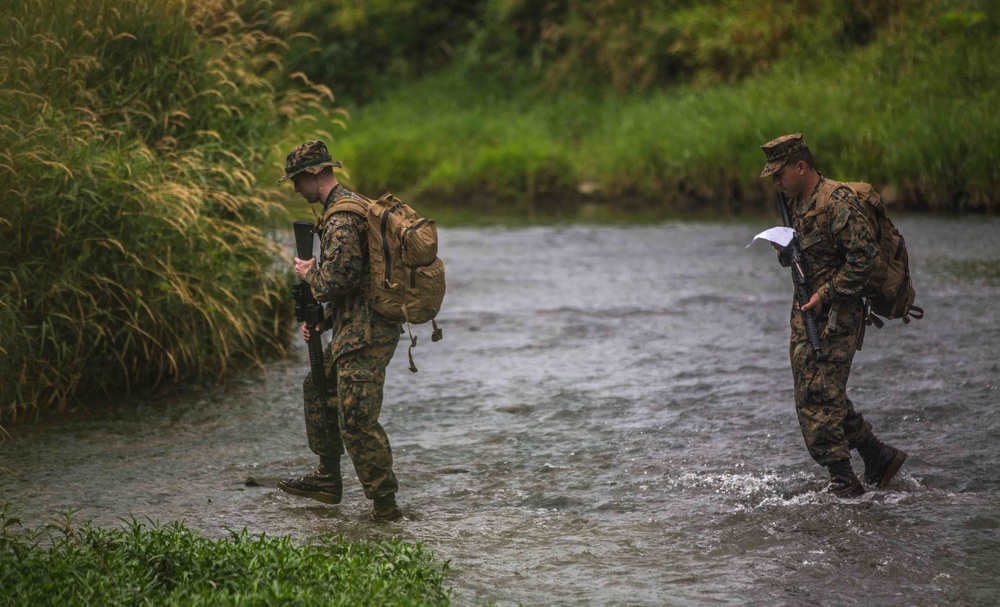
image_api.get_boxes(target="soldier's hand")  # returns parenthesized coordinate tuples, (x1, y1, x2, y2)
(798, 292, 824, 315)
(294, 257, 316, 280)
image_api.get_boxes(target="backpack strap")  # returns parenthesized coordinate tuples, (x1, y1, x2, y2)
(320, 195, 369, 228)
(806, 178, 853, 236)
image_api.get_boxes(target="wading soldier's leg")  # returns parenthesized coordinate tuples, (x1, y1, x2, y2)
(843, 396, 874, 450)
(791, 335, 859, 467)
(789, 299, 864, 490)
(791, 325, 906, 492)
(275, 362, 344, 504)
(335, 343, 400, 518)
(303, 368, 345, 461)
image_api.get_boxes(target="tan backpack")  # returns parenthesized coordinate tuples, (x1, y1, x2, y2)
(323, 192, 445, 371)
(815, 180, 923, 327)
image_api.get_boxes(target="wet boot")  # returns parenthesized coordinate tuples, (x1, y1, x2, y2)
(277, 459, 343, 504)
(372, 493, 402, 522)
(858, 438, 907, 489)
(826, 459, 865, 498)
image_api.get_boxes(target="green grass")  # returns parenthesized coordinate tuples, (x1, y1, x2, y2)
(0, 0, 336, 424)
(299, 2, 998, 220)
(0, 504, 451, 607)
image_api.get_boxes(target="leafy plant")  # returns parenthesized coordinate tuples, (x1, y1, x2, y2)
(0, 0, 334, 423)
(0, 504, 451, 606)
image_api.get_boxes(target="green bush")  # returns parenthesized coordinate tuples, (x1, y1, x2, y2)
(268, 0, 484, 103)
(0, 505, 451, 607)
(255, 0, 907, 101)
(459, 0, 902, 92)
(0, 0, 333, 423)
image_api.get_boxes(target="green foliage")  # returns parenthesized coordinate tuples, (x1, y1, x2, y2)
(332, 74, 578, 216)
(258, 0, 905, 100)
(455, 0, 903, 92)
(251, 0, 985, 103)
(322, 0, 998, 217)
(0, 504, 451, 607)
(268, 0, 483, 103)
(0, 0, 334, 423)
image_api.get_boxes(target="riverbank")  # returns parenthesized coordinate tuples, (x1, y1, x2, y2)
(302, 8, 997, 217)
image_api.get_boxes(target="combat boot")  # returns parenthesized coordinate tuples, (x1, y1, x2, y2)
(858, 438, 907, 489)
(277, 463, 342, 504)
(826, 460, 865, 498)
(372, 493, 403, 522)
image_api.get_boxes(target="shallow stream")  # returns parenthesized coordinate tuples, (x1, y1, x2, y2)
(3, 217, 999, 605)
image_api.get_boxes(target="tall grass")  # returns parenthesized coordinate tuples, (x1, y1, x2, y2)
(0, 0, 333, 424)
(323, 1, 998, 218)
(0, 504, 451, 606)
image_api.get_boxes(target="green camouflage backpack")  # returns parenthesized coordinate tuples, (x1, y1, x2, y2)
(323, 192, 445, 371)
(815, 180, 924, 328)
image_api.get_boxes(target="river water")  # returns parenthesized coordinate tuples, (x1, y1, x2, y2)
(2, 217, 999, 606)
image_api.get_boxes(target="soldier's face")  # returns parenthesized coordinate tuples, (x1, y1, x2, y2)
(293, 174, 320, 204)
(772, 161, 806, 198)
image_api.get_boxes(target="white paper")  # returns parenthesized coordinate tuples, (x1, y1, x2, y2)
(747, 226, 796, 249)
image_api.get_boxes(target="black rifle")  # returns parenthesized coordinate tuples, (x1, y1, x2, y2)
(776, 192, 823, 360)
(292, 220, 329, 399)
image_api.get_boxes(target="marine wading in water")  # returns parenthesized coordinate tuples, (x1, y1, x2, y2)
(759, 133, 910, 498)
(278, 140, 404, 522)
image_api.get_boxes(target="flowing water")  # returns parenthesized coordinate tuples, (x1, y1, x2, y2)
(3, 217, 999, 606)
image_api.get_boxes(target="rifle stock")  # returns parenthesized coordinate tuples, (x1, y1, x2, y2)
(776, 193, 824, 359)
(292, 221, 328, 400)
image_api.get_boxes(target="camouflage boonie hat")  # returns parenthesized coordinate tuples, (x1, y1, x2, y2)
(759, 133, 807, 178)
(279, 140, 343, 182)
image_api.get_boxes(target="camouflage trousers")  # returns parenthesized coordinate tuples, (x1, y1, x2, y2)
(302, 342, 398, 500)
(789, 298, 874, 467)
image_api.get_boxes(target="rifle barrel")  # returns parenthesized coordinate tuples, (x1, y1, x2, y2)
(776, 193, 823, 359)
(293, 220, 315, 260)
(291, 220, 329, 399)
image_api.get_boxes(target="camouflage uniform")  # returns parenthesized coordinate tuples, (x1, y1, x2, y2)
(280, 141, 401, 504)
(301, 183, 402, 500)
(760, 133, 885, 470)
(784, 177, 879, 466)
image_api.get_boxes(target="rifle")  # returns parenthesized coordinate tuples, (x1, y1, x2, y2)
(776, 192, 823, 360)
(292, 220, 329, 400)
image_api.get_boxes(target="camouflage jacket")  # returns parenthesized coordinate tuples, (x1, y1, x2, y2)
(783, 176, 879, 338)
(305, 184, 400, 361)
(788, 176, 879, 304)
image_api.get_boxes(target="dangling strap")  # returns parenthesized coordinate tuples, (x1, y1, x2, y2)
(406, 323, 419, 373)
(903, 305, 925, 324)
(405, 320, 443, 372)
(866, 311, 885, 329)
(856, 305, 868, 351)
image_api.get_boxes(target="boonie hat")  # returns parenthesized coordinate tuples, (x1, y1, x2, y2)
(279, 140, 343, 182)
(759, 133, 807, 178)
